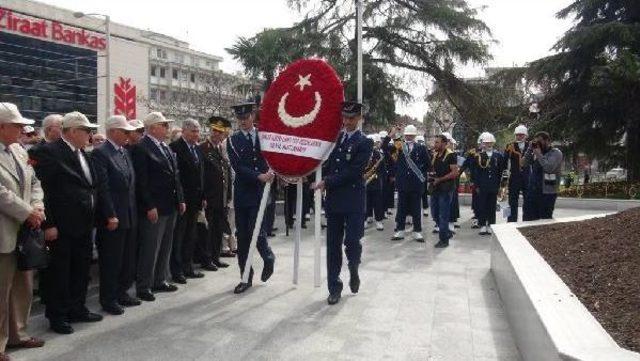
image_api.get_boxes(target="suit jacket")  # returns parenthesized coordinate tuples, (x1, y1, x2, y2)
(92, 141, 137, 229)
(323, 130, 373, 214)
(474, 151, 506, 193)
(0, 143, 44, 254)
(34, 138, 104, 237)
(131, 135, 184, 216)
(389, 140, 430, 193)
(200, 140, 231, 209)
(170, 138, 204, 208)
(226, 130, 269, 209)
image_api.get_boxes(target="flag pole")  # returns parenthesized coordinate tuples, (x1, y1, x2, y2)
(313, 167, 322, 287)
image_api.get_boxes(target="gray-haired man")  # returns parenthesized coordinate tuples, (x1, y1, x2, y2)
(169, 119, 205, 283)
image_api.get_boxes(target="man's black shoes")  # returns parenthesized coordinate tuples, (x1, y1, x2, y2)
(434, 241, 449, 248)
(234, 282, 252, 294)
(261, 259, 275, 282)
(153, 283, 178, 293)
(172, 275, 187, 284)
(68, 312, 103, 323)
(327, 293, 341, 305)
(102, 303, 125, 316)
(50, 320, 74, 335)
(118, 294, 142, 307)
(137, 290, 156, 302)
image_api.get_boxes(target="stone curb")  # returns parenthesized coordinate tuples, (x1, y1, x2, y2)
(490, 214, 640, 361)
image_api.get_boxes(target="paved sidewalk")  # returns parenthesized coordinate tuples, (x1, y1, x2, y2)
(11, 208, 599, 361)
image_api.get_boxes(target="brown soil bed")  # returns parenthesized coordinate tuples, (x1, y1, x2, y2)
(520, 207, 640, 353)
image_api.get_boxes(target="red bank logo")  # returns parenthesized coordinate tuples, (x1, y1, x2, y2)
(0, 8, 107, 50)
(114, 77, 137, 119)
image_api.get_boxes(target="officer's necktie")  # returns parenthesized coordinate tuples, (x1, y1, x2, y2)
(246, 132, 253, 147)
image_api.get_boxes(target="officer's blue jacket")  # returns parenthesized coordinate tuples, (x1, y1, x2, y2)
(227, 129, 269, 208)
(323, 130, 373, 214)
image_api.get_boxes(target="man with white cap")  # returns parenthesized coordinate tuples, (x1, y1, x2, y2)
(474, 132, 506, 235)
(387, 124, 430, 242)
(0, 103, 46, 359)
(33, 111, 104, 334)
(131, 112, 186, 302)
(92, 116, 140, 315)
(503, 125, 530, 222)
(126, 119, 145, 146)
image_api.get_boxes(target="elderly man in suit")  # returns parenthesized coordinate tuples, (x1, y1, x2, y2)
(169, 119, 205, 283)
(131, 112, 185, 302)
(34, 111, 104, 335)
(93, 116, 140, 316)
(0, 103, 45, 361)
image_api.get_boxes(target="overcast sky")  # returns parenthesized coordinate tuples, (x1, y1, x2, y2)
(40, 0, 574, 119)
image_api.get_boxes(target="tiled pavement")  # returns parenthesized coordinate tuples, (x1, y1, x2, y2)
(10, 208, 600, 361)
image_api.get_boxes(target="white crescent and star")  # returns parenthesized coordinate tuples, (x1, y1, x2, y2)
(278, 73, 322, 128)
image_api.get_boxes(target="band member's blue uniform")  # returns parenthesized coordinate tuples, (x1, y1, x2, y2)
(317, 101, 373, 305)
(474, 133, 506, 235)
(226, 102, 275, 294)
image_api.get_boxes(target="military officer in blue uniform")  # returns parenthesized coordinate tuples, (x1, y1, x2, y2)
(312, 101, 373, 305)
(385, 125, 430, 242)
(226, 102, 276, 294)
(503, 125, 530, 222)
(474, 132, 506, 235)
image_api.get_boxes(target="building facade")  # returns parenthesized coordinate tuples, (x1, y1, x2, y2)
(0, 0, 254, 128)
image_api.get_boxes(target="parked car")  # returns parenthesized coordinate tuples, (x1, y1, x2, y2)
(605, 167, 627, 181)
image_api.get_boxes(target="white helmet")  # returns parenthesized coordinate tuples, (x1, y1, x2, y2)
(369, 134, 381, 143)
(404, 124, 418, 136)
(378, 130, 388, 138)
(482, 132, 496, 143)
(367, 134, 375, 140)
(416, 135, 425, 142)
(478, 132, 489, 144)
(514, 125, 528, 136)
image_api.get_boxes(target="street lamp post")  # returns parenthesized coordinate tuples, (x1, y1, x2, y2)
(73, 12, 111, 126)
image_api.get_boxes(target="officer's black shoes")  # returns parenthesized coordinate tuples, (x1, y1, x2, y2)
(201, 262, 219, 271)
(261, 259, 275, 282)
(118, 294, 142, 307)
(327, 292, 341, 305)
(153, 282, 178, 292)
(50, 320, 74, 335)
(434, 241, 449, 248)
(348, 264, 360, 294)
(234, 282, 252, 294)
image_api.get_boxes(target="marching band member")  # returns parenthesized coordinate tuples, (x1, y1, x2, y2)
(312, 101, 372, 305)
(504, 125, 530, 222)
(388, 125, 430, 242)
(442, 133, 461, 233)
(428, 135, 459, 248)
(226, 102, 276, 294)
(474, 132, 506, 235)
(365, 134, 386, 231)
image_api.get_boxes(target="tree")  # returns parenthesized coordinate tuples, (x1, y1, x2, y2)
(287, 0, 493, 124)
(523, 0, 640, 181)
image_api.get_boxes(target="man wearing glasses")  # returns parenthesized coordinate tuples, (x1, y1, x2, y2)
(33, 111, 105, 335)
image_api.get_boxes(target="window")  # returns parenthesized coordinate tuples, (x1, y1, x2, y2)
(155, 48, 167, 59)
(160, 67, 166, 78)
(175, 53, 184, 64)
(150, 66, 157, 77)
(190, 73, 195, 83)
(150, 88, 158, 101)
(159, 90, 166, 101)
(193, 58, 200, 67)
(172, 69, 178, 79)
